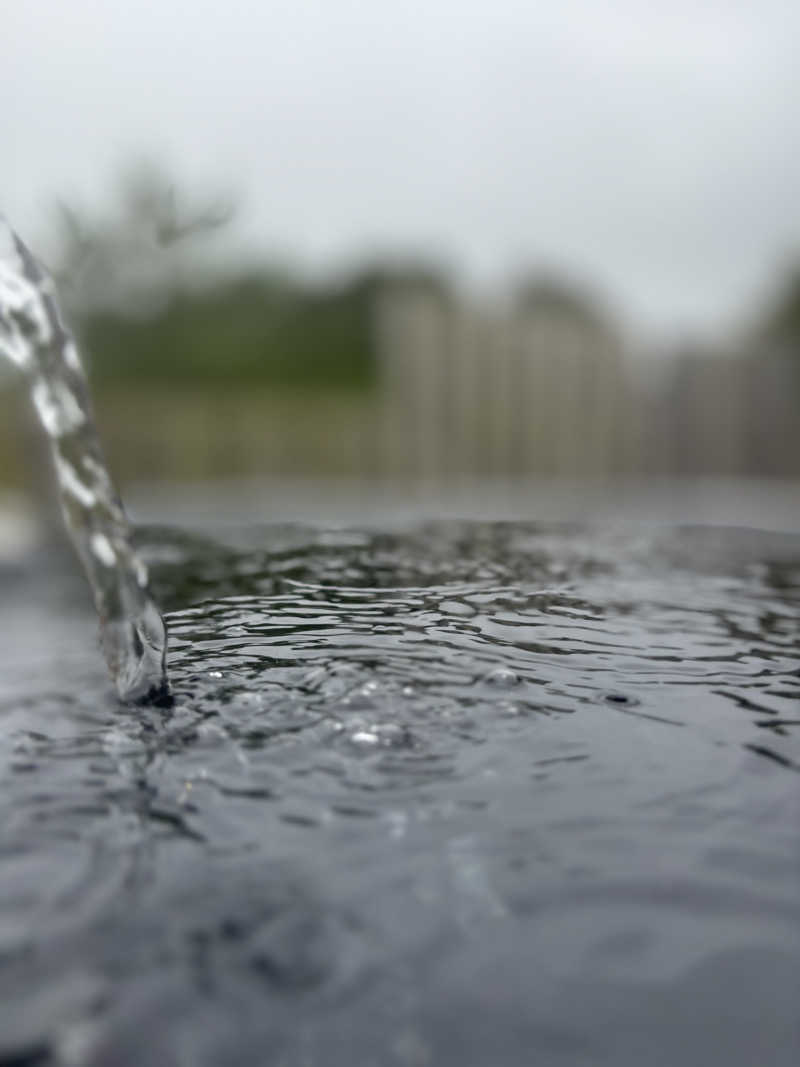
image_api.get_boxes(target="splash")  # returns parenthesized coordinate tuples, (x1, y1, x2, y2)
(0, 217, 170, 703)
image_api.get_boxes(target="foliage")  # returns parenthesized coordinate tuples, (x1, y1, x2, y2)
(758, 264, 800, 353)
(52, 164, 453, 389)
(76, 273, 377, 388)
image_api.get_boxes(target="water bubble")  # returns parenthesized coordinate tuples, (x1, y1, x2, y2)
(375, 722, 407, 746)
(485, 665, 520, 688)
(603, 692, 637, 706)
(351, 730, 380, 747)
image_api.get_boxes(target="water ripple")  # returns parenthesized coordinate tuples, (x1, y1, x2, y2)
(1, 520, 798, 1065)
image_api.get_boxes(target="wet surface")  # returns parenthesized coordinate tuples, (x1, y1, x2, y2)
(1, 519, 799, 1065)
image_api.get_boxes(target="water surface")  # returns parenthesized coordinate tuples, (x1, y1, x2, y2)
(1, 518, 798, 1065)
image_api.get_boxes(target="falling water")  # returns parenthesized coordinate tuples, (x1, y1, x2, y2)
(0, 217, 169, 703)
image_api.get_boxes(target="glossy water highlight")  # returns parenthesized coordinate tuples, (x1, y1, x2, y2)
(0, 219, 169, 702)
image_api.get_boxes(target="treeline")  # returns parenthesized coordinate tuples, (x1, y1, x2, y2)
(52, 164, 454, 390)
(48, 162, 799, 394)
(754, 263, 800, 357)
(77, 273, 377, 388)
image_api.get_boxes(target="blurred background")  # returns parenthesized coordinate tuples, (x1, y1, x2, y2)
(2, 1, 799, 526)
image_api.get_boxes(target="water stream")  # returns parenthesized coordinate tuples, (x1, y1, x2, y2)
(0, 219, 169, 703)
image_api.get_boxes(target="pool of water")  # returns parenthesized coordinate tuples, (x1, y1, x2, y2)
(1, 516, 799, 1065)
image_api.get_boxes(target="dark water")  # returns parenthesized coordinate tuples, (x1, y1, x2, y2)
(1, 519, 799, 1066)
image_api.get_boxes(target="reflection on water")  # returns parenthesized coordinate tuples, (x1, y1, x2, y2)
(0, 520, 798, 1065)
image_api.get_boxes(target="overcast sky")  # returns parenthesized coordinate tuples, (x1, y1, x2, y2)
(4, 0, 798, 339)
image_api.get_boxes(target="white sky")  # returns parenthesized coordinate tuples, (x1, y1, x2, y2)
(3, 0, 798, 340)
